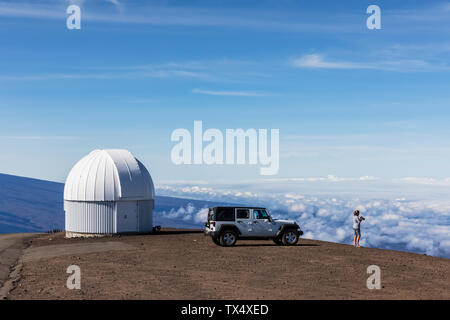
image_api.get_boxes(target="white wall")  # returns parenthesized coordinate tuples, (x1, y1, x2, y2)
(65, 200, 153, 234)
(65, 201, 116, 234)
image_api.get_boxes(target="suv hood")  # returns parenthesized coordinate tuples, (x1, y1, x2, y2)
(273, 219, 297, 225)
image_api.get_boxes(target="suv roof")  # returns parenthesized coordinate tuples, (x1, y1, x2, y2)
(210, 206, 267, 210)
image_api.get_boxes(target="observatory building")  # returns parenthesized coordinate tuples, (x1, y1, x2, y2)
(64, 149, 155, 238)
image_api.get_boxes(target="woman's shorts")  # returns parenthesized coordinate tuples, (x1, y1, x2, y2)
(354, 228, 361, 237)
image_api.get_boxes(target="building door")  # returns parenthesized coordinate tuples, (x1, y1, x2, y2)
(116, 201, 138, 232)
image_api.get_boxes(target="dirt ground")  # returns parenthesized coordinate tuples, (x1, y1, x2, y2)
(0, 234, 36, 291)
(5, 230, 450, 300)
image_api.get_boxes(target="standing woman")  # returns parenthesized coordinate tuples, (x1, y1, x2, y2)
(353, 210, 365, 247)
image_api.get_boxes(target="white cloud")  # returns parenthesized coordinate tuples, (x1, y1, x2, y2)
(0, 59, 262, 83)
(381, 213, 401, 220)
(192, 88, 267, 97)
(0, 135, 80, 140)
(262, 175, 380, 183)
(0, 2, 354, 33)
(156, 181, 450, 258)
(288, 203, 305, 212)
(291, 54, 449, 72)
(104, 0, 123, 13)
(0, 65, 206, 82)
(284, 193, 304, 200)
(336, 228, 346, 241)
(292, 54, 373, 70)
(155, 203, 209, 224)
(394, 177, 450, 186)
(105, 0, 120, 6)
(359, 176, 379, 181)
(67, 0, 85, 6)
(1, 1, 449, 38)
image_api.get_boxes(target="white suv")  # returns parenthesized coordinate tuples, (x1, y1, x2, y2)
(204, 206, 303, 246)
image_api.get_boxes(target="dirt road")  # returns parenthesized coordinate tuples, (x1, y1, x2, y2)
(0, 233, 38, 298)
(7, 230, 450, 299)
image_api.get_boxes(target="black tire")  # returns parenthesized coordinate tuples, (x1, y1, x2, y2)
(273, 238, 283, 245)
(281, 229, 299, 246)
(212, 237, 221, 246)
(219, 230, 237, 247)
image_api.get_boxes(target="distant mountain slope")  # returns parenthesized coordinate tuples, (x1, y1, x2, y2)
(0, 173, 231, 233)
(0, 173, 64, 233)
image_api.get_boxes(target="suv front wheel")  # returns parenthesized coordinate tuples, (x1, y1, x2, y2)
(220, 230, 237, 247)
(273, 238, 283, 245)
(282, 229, 299, 246)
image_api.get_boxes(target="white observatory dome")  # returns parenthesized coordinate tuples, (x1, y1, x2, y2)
(64, 149, 155, 237)
(64, 149, 154, 201)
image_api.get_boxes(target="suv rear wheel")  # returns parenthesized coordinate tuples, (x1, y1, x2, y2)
(212, 237, 221, 246)
(282, 229, 299, 246)
(220, 230, 237, 247)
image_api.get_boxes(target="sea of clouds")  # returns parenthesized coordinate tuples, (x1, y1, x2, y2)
(156, 178, 450, 258)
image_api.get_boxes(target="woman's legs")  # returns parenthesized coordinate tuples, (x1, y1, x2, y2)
(354, 229, 361, 247)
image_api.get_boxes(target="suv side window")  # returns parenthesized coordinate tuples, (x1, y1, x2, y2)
(253, 209, 270, 220)
(215, 207, 235, 221)
(236, 209, 250, 219)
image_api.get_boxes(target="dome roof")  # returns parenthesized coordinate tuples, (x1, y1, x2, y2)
(64, 149, 155, 201)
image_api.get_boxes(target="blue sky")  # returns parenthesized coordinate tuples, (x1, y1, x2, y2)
(1, 0, 450, 185)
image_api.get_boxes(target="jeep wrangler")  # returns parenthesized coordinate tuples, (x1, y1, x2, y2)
(204, 206, 303, 246)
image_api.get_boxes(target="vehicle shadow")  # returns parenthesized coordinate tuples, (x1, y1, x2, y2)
(151, 230, 204, 235)
(234, 243, 319, 247)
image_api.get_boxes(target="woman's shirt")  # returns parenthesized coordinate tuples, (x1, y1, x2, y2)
(353, 216, 363, 229)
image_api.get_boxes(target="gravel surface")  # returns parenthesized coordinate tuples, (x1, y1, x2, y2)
(6, 230, 450, 300)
